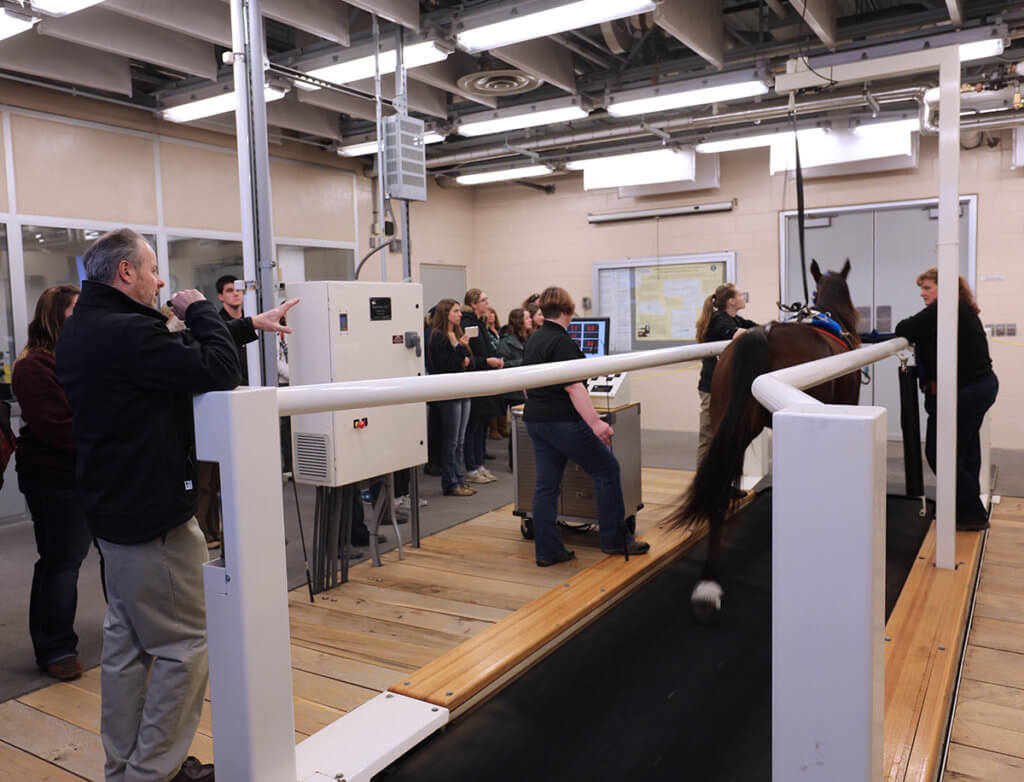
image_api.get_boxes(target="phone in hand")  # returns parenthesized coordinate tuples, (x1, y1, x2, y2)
(465, 325, 479, 338)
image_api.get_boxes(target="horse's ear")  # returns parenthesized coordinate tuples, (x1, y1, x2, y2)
(841, 259, 851, 279)
(810, 259, 822, 283)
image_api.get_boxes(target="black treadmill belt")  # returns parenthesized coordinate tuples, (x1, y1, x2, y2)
(376, 493, 931, 782)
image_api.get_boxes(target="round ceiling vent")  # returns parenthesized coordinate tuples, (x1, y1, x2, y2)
(457, 69, 543, 97)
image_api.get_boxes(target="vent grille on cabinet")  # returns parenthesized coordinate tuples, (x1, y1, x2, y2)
(294, 432, 330, 484)
(383, 114, 427, 201)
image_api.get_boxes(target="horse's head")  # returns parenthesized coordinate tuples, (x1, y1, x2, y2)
(810, 259, 859, 335)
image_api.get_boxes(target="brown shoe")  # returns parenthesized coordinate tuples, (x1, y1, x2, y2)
(449, 485, 476, 496)
(45, 656, 83, 681)
(170, 756, 214, 781)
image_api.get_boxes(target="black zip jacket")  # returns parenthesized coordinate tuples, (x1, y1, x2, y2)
(894, 299, 992, 388)
(698, 311, 758, 392)
(56, 281, 254, 544)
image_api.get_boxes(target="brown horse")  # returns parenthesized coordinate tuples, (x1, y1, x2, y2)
(674, 260, 862, 622)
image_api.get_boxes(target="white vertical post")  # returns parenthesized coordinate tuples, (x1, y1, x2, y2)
(935, 47, 961, 569)
(195, 388, 296, 782)
(772, 403, 886, 782)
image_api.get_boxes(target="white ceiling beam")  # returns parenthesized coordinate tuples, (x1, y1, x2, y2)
(407, 52, 497, 108)
(348, 78, 448, 118)
(655, 0, 723, 70)
(266, 97, 343, 139)
(341, 0, 419, 31)
(764, 0, 786, 20)
(103, 0, 232, 47)
(0, 31, 132, 95)
(38, 7, 218, 81)
(797, 0, 837, 49)
(493, 39, 576, 94)
(215, 0, 349, 45)
(296, 88, 378, 123)
(945, 0, 963, 27)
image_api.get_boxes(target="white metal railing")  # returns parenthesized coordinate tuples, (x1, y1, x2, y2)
(276, 341, 730, 416)
(752, 338, 908, 782)
(199, 340, 730, 782)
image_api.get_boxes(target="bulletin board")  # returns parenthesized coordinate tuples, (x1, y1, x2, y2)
(592, 252, 735, 352)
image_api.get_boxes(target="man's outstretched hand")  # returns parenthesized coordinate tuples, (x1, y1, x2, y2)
(252, 298, 300, 334)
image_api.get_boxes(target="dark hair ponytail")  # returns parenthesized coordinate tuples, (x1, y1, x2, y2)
(695, 283, 736, 341)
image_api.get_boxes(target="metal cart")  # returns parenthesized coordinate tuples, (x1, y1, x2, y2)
(511, 402, 644, 539)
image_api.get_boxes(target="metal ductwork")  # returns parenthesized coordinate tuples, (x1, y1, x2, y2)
(427, 87, 928, 169)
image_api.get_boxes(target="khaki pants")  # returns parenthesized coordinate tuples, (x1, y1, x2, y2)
(696, 391, 713, 468)
(97, 518, 209, 782)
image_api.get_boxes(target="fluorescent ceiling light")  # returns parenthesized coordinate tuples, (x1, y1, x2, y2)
(162, 87, 287, 123)
(457, 0, 656, 53)
(608, 78, 769, 118)
(459, 104, 588, 137)
(696, 128, 825, 154)
(30, 0, 103, 13)
(853, 118, 920, 137)
(339, 131, 445, 157)
(456, 165, 552, 185)
(566, 148, 696, 191)
(305, 41, 448, 86)
(0, 9, 36, 39)
(958, 38, 1004, 62)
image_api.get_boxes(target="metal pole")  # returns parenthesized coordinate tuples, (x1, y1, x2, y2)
(371, 14, 387, 281)
(935, 48, 961, 569)
(394, 27, 413, 282)
(231, 0, 278, 387)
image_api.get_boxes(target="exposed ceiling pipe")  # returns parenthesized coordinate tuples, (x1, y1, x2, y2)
(427, 87, 926, 168)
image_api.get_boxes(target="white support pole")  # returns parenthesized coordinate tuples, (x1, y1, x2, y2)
(195, 388, 297, 782)
(935, 47, 961, 569)
(772, 403, 887, 782)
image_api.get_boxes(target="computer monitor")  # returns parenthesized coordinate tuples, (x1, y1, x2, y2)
(567, 317, 610, 357)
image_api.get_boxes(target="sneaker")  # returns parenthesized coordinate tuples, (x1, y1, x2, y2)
(449, 485, 476, 497)
(480, 468, 498, 482)
(394, 496, 411, 511)
(601, 539, 651, 556)
(537, 548, 576, 567)
(465, 469, 491, 484)
(170, 756, 215, 781)
(44, 655, 83, 681)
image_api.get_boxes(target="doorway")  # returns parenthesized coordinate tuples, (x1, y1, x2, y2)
(780, 197, 977, 439)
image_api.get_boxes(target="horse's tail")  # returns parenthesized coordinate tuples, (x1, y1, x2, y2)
(670, 327, 772, 529)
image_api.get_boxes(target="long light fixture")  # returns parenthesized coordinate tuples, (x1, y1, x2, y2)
(456, 165, 552, 185)
(958, 38, 1004, 62)
(162, 87, 287, 124)
(566, 148, 696, 190)
(588, 202, 734, 224)
(0, 9, 36, 39)
(607, 72, 770, 118)
(456, 0, 656, 54)
(852, 118, 920, 138)
(696, 128, 825, 154)
(339, 131, 446, 157)
(304, 41, 449, 87)
(31, 0, 103, 14)
(458, 97, 588, 137)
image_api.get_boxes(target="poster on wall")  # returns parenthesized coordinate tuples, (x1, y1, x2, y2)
(634, 262, 726, 341)
(598, 268, 633, 353)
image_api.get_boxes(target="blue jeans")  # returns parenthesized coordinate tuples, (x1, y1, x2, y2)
(19, 470, 92, 667)
(465, 418, 486, 472)
(525, 419, 628, 561)
(439, 398, 471, 493)
(924, 371, 999, 522)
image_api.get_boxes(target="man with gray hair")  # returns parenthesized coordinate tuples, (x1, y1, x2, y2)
(57, 228, 297, 782)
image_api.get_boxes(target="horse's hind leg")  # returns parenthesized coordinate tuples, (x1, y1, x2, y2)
(691, 518, 725, 624)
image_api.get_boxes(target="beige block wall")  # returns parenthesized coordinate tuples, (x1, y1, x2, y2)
(160, 140, 241, 232)
(0, 118, 7, 213)
(269, 158, 356, 242)
(439, 133, 1022, 448)
(12, 114, 157, 224)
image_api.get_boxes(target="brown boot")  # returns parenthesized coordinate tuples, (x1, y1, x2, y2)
(497, 415, 510, 438)
(488, 417, 503, 440)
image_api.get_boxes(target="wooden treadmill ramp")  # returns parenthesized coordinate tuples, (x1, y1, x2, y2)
(388, 516, 703, 716)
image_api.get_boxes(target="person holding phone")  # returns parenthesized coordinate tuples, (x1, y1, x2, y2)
(522, 286, 649, 566)
(461, 289, 503, 484)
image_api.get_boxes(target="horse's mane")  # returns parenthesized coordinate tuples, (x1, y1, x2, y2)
(816, 273, 860, 346)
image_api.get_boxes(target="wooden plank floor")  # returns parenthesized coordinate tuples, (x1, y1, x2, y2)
(944, 496, 1024, 781)
(0, 467, 691, 781)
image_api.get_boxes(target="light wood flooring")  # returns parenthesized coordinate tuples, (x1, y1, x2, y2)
(944, 496, 1024, 781)
(1, 471, 1019, 782)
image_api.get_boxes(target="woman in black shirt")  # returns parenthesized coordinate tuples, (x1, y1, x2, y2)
(428, 299, 476, 497)
(523, 287, 649, 566)
(894, 268, 998, 530)
(694, 283, 757, 467)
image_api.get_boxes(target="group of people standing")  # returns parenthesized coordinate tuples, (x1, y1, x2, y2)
(426, 289, 545, 498)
